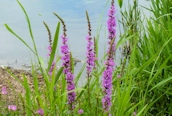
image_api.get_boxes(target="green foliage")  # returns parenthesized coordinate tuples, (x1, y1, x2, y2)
(118, 0, 123, 8)
(1, 0, 172, 115)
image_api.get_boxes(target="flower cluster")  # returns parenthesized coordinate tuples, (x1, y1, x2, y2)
(1, 87, 17, 111)
(61, 35, 76, 108)
(102, 58, 115, 111)
(8, 105, 17, 111)
(86, 35, 95, 75)
(61, 35, 70, 73)
(85, 11, 95, 77)
(102, 0, 116, 112)
(107, 0, 116, 54)
(66, 72, 76, 104)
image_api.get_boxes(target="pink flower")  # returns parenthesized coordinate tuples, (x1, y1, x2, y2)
(37, 109, 44, 116)
(78, 109, 84, 114)
(8, 105, 17, 111)
(2, 86, 7, 95)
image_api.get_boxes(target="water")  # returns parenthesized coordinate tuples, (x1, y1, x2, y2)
(0, 0, 151, 70)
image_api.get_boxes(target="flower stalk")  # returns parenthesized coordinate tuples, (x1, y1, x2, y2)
(85, 11, 95, 110)
(102, 0, 116, 113)
(54, 12, 76, 111)
(43, 22, 52, 47)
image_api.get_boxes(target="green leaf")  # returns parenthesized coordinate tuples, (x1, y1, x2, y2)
(17, 0, 39, 56)
(23, 75, 32, 116)
(118, 0, 123, 8)
(137, 104, 148, 116)
(116, 34, 136, 49)
(55, 67, 64, 84)
(4, 24, 36, 54)
(149, 76, 172, 91)
(48, 22, 60, 71)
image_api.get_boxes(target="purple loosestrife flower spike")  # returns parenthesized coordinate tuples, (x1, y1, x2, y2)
(86, 35, 95, 75)
(2, 86, 7, 95)
(85, 11, 95, 109)
(107, 0, 116, 56)
(61, 34, 76, 108)
(54, 12, 76, 110)
(102, 0, 116, 112)
(86, 11, 95, 77)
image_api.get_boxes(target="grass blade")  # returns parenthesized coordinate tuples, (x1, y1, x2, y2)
(4, 24, 36, 54)
(48, 22, 60, 71)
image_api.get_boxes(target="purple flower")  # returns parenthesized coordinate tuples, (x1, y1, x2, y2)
(2, 86, 7, 95)
(102, 0, 116, 112)
(102, 59, 114, 111)
(78, 109, 84, 114)
(102, 95, 112, 111)
(86, 35, 95, 75)
(8, 105, 17, 111)
(107, 5, 116, 39)
(61, 36, 71, 74)
(37, 109, 44, 116)
(61, 35, 76, 108)
(107, 0, 116, 53)
(61, 45, 69, 54)
(66, 72, 76, 104)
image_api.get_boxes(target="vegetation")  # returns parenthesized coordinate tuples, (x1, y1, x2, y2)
(0, 0, 172, 115)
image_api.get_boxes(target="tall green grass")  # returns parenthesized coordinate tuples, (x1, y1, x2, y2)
(125, 0, 172, 115)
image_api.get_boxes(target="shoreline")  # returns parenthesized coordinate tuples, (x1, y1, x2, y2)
(0, 66, 44, 104)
